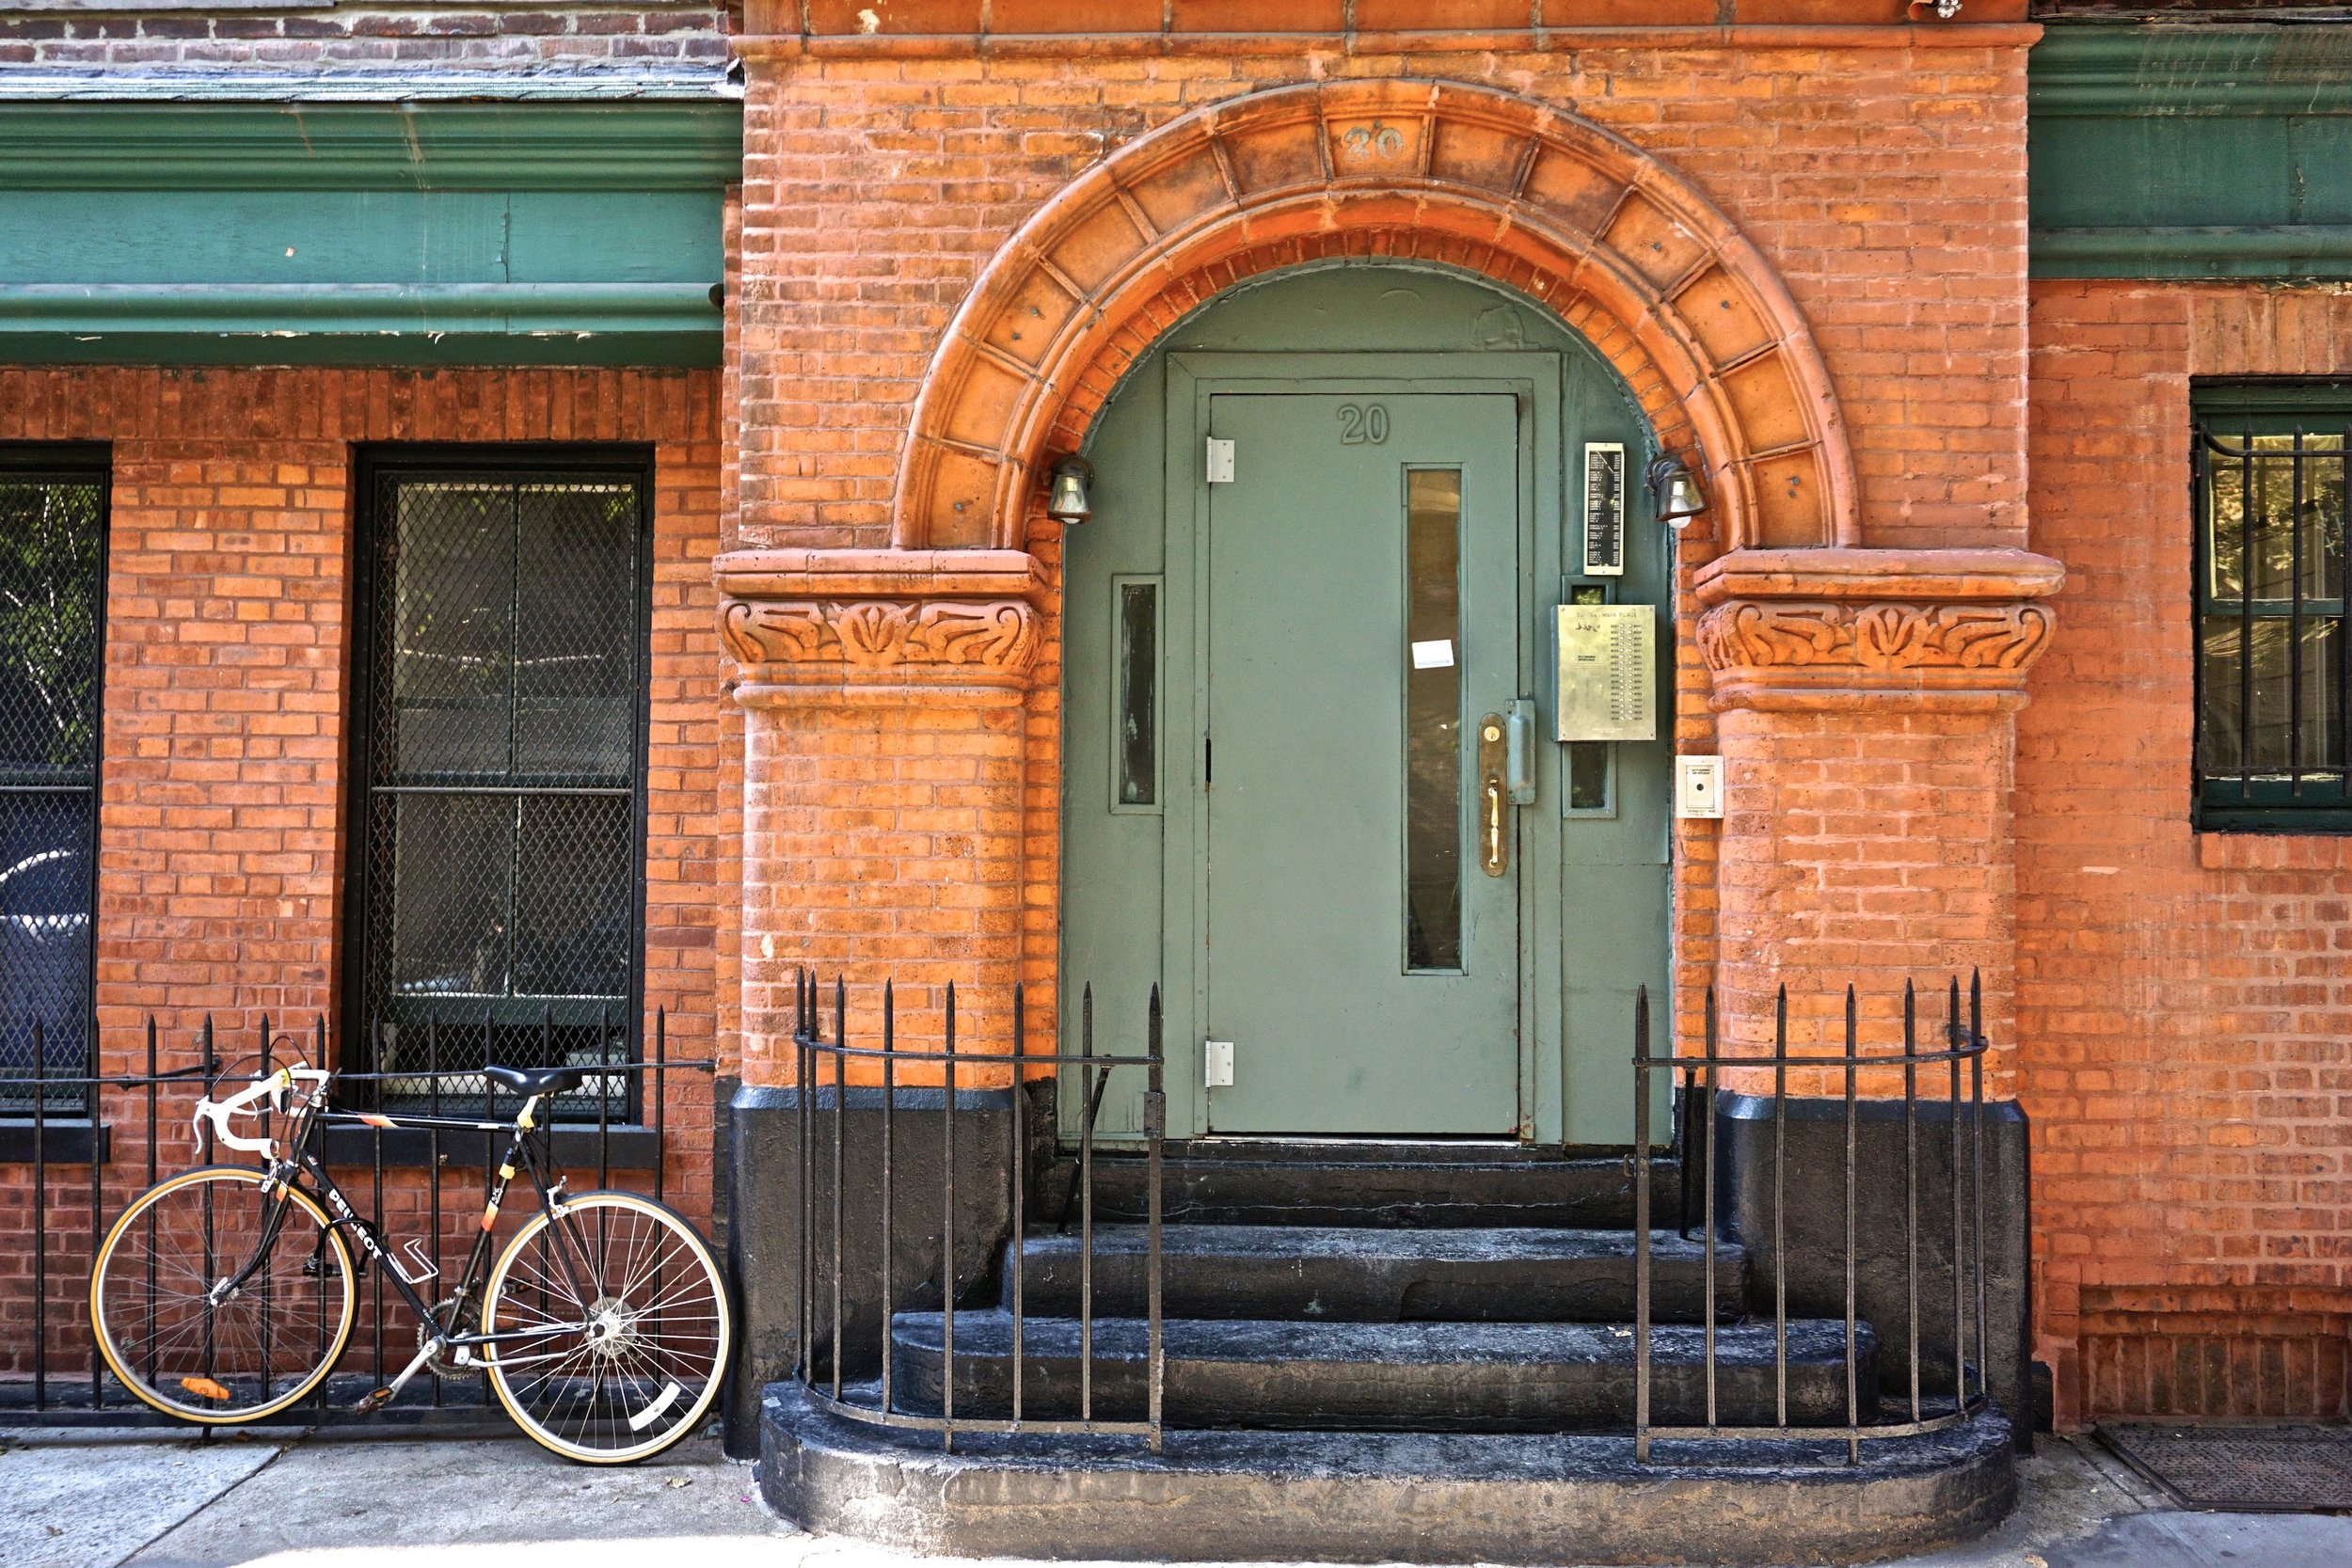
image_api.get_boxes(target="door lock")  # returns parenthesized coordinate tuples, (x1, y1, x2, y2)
(1477, 712, 1509, 877)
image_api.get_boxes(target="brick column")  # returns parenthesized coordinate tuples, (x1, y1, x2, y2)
(1692, 546, 2061, 1434)
(715, 548, 1045, 1088)
(1694, 547, 2063, 1088)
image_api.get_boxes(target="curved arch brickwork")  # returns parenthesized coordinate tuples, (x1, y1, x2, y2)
(729, 35, 2029, 559)
(894, 78, 1858, 554)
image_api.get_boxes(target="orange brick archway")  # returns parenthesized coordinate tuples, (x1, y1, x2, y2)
(893, 76, 1859, 554)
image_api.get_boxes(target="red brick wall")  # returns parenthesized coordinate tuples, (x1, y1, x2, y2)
(732, 33, 2031, 555)
(727, 24, 2039, 1086)
(2021, 280, 2352, 1424)
(0, 366, 734, 1375)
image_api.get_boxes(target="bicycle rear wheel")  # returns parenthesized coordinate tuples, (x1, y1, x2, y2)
(481, 1191, 731, 1463)
(90, 1165, 356, 1423)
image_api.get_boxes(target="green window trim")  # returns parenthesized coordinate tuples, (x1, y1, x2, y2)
(2193, 382, 2352, 832)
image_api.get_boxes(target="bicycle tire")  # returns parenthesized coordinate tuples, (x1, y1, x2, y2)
(90, 1165, 357, 1424)
(480, 1190, 732, 1464)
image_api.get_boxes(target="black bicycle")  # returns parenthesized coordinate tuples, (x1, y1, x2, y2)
(87, 1060, 731, 1464)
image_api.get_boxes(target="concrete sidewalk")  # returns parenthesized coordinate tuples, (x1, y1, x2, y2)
(3, 1426, 2347, 1568)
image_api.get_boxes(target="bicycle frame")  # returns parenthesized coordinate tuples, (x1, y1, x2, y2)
(200, 1071, 610, 1403)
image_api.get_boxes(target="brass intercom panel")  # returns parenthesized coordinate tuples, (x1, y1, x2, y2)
(1555, 604, 1656, 743)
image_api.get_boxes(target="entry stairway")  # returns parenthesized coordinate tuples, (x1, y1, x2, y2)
(758, 1148, 2016, 1565)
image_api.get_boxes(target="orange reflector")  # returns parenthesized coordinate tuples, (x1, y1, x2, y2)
(179, 1376, 233, 1402)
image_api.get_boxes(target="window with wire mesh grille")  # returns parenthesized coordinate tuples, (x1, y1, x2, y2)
(2196, 386, 2352, 832)
(0, 451, 105, 1116)
(348, 455, 653, 1119)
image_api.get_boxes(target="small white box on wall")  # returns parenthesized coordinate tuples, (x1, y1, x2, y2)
(1676, 755, 1725, 820)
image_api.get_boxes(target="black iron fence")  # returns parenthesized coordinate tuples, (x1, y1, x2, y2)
(790, 969, 1996, 1466)
(0, 1009, 709, 1428)
(1638, 975, 1994, 1465)
(790, 970, 1168, 1451)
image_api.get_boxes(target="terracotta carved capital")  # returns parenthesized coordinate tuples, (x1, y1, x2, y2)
(713, 548, 1049, 705)
(1693, 547, 2063, 713)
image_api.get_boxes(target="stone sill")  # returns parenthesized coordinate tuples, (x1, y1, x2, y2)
(2199, 833, 2352, 872)
(0, 1119, 107, 1164)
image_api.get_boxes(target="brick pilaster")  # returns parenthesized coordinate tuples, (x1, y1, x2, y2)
(718, 548, 1048, 1086)
(1695, 546, 2062, 1095)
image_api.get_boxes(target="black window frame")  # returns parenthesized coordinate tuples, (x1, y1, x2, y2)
(2192, 382, 2352, 833)
(0, 443, 110, 1117)
(342, 445, 658, 1120)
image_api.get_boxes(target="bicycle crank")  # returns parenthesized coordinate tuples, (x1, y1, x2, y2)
(418, 1297, 481, 1378)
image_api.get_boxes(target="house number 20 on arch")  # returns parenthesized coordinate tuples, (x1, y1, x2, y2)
(1337, 404, 1390, 444)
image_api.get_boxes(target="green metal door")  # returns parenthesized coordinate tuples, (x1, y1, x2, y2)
(1057, 264, 1673, 1148)
(1200, 393, 1521, 1135)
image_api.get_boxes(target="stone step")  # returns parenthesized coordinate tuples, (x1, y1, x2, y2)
(1011, 1224, 1747, 1323)
(1058, 1152, 1680, 1229)
(887, 1311, 1876, 1432)
(762, 1380, 2013, 1566)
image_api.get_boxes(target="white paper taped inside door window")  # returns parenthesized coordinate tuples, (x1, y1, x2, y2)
(1409, 639, 1455, 670)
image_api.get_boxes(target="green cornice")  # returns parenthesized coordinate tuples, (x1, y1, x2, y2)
(2031, 24, 2352, 117)
(0, 101, 745, 191)
(0, 281, 723, 365)
(0, 283, 722, 367)
(2031, 224, 2352, 277)
(2029, 23, 2352, 277)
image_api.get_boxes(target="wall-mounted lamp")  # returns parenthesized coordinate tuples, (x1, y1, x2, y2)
(1046, 455, 1094, 525)
(1645, 452, 1708, 531)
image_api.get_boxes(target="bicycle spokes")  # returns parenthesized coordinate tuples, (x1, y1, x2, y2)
(482, 1194, 729, 1462)
(91, 1168, 356, 1423)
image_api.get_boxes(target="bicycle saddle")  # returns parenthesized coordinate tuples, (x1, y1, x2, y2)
(481, 1064, 590, 1098)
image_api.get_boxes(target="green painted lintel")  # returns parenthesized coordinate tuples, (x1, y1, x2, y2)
(2031, 24, 2352, 118)
(0, 282, 721, 366)
(2031, 223, 2352, 278)
(0, 102, 745, 192)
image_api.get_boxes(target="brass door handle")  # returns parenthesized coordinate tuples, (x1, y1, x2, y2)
(1478, 714, 1508, 877)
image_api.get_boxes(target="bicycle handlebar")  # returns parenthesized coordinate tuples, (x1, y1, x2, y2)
(195, 1064, 332, 1159)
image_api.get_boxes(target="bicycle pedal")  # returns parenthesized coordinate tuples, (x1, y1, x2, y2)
(348, 1386, 395, 1416)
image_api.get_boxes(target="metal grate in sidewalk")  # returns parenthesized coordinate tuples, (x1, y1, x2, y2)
(2100, 1423, 2352, 1513)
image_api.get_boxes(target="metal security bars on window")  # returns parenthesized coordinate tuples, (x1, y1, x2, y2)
(2196, 425, 2350, 827)
(0, 456, 105, 1115)
(350, 462, 652, 1119)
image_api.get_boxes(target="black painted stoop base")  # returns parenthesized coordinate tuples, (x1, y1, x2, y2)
(747, 1138, 2020, 1563)
(761, 1381, 2016, 1566)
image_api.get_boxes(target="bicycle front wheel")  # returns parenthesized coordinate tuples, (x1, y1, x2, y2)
(90, 1165, 357, 1423)
(481, 1191, 732, 1463)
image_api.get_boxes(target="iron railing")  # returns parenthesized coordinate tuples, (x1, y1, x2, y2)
(791, 969, 1995, 1465)
(1640, 975, 1994, 1464)
(791, 970, 1168, 1451)
(0, 1009, 709, 1428)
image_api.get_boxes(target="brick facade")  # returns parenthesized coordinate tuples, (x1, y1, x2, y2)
(0, 366, 734, 1371)
(723, 23, 2046, 1109)
(2022, 281, 2352, 1423)
(3, 2, 2348, 1437)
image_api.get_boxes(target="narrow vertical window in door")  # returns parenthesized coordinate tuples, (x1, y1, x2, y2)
(1404, 467, 1464, 973)
(1114, 578, 1158, 809)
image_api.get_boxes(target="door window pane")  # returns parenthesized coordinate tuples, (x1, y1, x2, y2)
(1404, 468, 1463, 973)
(1116, 579, 1158, 808)
(0, 464, 104, 1111)
(358, 467, 647, 1116)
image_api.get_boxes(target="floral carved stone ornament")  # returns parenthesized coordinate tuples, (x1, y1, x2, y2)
(1692, 547, 2063, 710)
(720, 597, 1039, 673)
